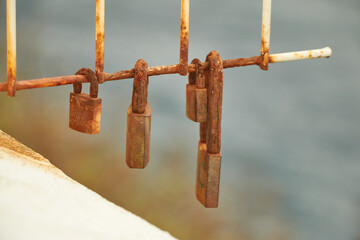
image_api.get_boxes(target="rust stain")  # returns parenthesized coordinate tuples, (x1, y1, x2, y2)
(132, 59, 149, 114)
(7, 0, 17, 96)
(179, 0, 189, 76)
(179, 31, 189, 75)
(261, 38, 266, 53)
(95, 0, 105, 83)
(260, 25, 269, 70)
(0, 55, 265, 93)
(95, 34, 104, 66)
(260, 25, 269, 54)
(308, 50, 313, 58)
(126, 103, 151, 169)
(205, 50, 223, 154)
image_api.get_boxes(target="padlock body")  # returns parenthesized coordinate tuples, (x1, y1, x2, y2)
(186, 84, 207, 122)
(196, 141, 207, 203)
(126, 102, 151, 168)
(195, 144, 221, 208)
(69, 92, 102, 135)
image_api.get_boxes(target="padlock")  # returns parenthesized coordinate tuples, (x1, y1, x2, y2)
(126, 59, 151, 168)
(195, 50, 223, 208)
(186, 58, 207, 122)
(195, 121, 208, 203)
(69, 68, 101, 135)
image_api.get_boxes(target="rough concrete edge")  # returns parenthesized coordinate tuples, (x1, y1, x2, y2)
(0, 130, 74, 182)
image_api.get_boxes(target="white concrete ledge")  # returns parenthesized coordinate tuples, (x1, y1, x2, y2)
(0, 130, 177, 240)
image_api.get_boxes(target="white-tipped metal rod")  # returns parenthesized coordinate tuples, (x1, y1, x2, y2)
(7, 0, 16, 96)
(179, 0, 190, 76)
(269, 47, 332, 63)
(260, 0, 272, 70)
(95, 0, 105, 83)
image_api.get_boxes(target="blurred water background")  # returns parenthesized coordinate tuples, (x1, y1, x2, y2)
(0, 0, 359, 239)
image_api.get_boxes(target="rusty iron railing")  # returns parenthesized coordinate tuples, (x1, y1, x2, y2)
(1, 0, 332, 208)
(0, 47, 331, 92)
(2, 0, 331, 94)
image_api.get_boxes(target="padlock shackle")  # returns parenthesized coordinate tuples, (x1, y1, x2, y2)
(200, 122, 207, 143)
(132, 59, 149, 114)
(205, 51, 223, 154)
(74, 68, 99, 98)
(188, 58, 205, 89)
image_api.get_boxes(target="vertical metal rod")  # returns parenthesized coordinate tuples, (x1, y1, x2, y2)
(260, 0, 272, 70)
(7, 0, 16, 96)
(179, 0, 190, 76)
(96, 0, 105, 83)
(205, 50, 223, 154)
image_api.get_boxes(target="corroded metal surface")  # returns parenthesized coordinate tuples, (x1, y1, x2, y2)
(132, 60, 149, 114)
(95, 0, 105, 83)
(69, 93, 102, 134)
(186, 85, 207, 122)
(196, 148, 222, 208)
(179, 0, 190, 76)
(259, 0, 272, 70)
(7, 0, 16, 97)
(69, 68, 101, 135)
(126, 103, 151, 169)
(195, 141, 207, 204)
(0, 48, 332, 92)
(186, 58, 207, 122)
(126, 60, 151, 168)
(195, 51, 223, 208)
(205, 51, 223, 154)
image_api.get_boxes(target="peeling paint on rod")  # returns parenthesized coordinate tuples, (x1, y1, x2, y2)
(179, 0, 190, 76)
(269, 47, 332, 63)
(7, 0, 16, 97)
(0, 47, 332, 93)
(259, 0, 271, 70)
(95, 0, 105, 83)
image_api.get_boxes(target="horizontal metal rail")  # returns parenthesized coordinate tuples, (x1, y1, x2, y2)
(0, 47, 331, 92)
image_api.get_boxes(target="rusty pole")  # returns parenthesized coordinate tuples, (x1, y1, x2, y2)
(95, 0, 105, 83)
(179, 0, 190, 76)
(7, 0, 16, 96)
(259, 0, 272, 70)
(0, 48, 331, 93)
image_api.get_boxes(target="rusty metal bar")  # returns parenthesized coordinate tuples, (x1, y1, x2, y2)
(259, 0, 271, 70)
(7, 0, 16, 96)
(205, 51, 223, 154)
(0, 47, 332, 93)
(95, 0, 105, 83)
(179, 0, 190, 76)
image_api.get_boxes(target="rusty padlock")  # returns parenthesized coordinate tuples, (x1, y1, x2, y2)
(186, 58, 207, 122)
(69, 68, 102, 135)
(195, 121, 208, 203)
(126, 59, 151, 168)
(195, 50, 223, 208)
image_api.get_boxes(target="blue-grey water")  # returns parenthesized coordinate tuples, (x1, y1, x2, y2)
(0, 0, 359, 239)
